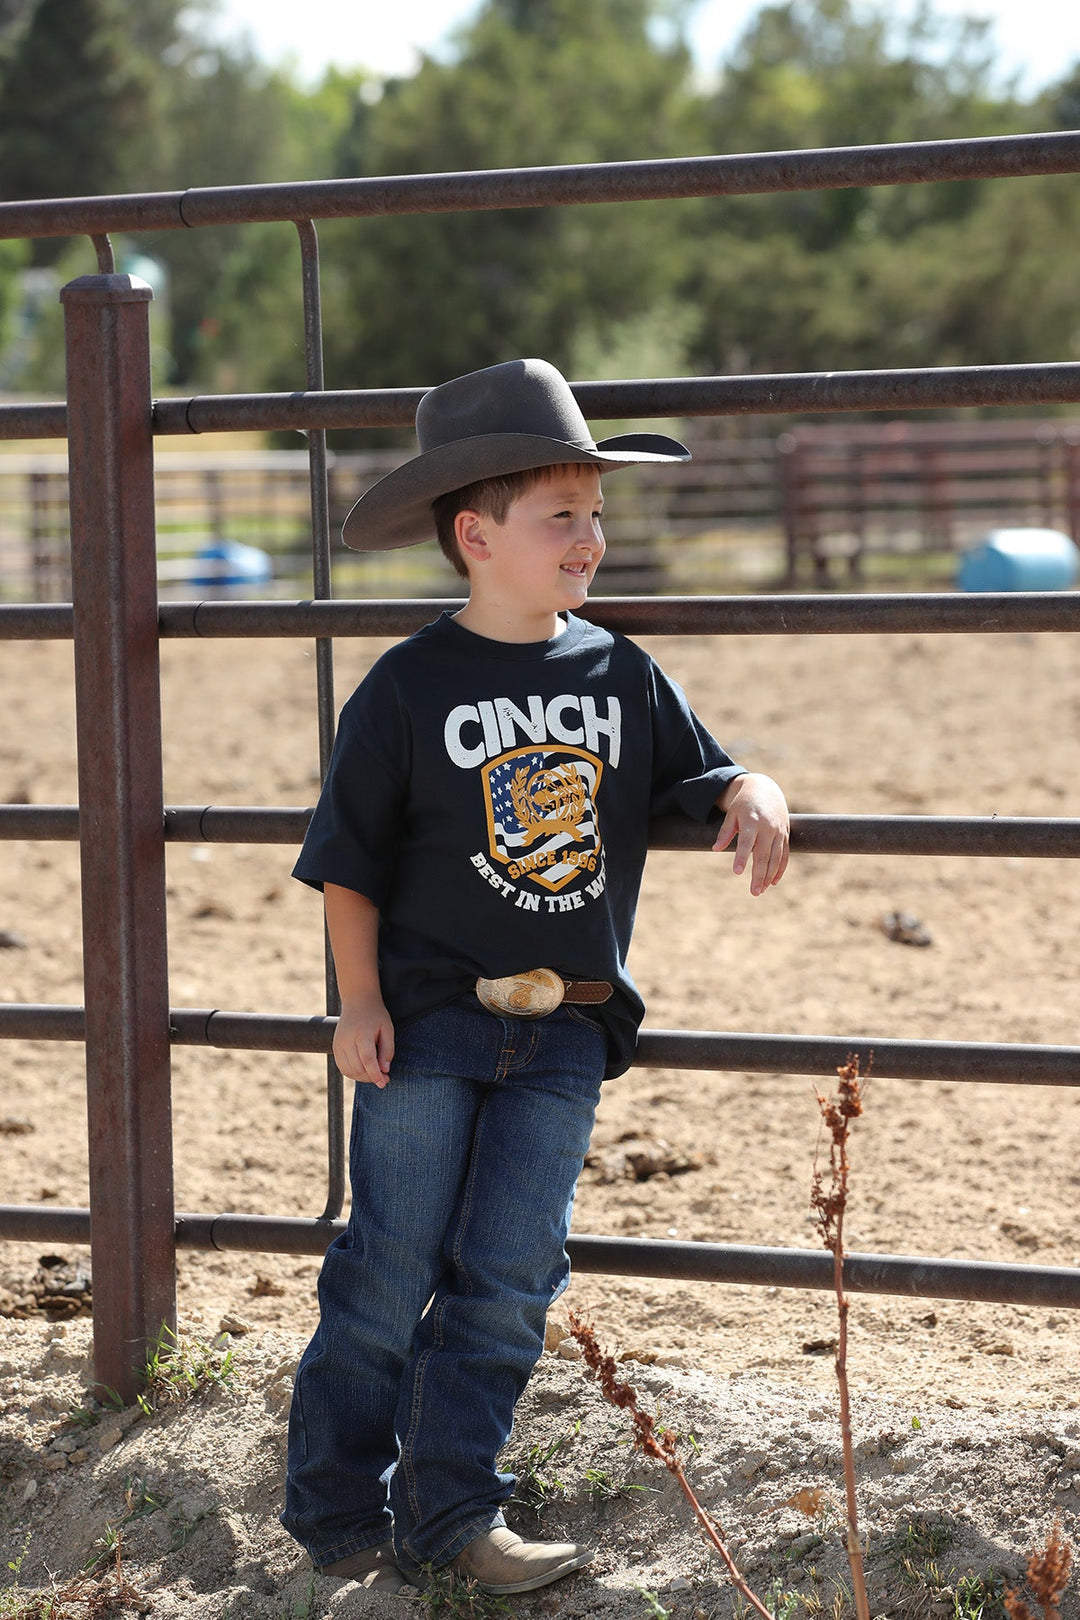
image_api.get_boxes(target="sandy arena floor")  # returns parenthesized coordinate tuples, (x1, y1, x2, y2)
(1, 620, 1078, 1616)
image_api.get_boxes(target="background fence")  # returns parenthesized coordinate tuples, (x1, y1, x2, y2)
(4, 417, 1080, 601)
(0, 132, 1079, 1398)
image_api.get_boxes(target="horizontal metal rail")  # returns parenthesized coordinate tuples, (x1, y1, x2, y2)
(154, 592, 1080, 636)
(151, 364, 1080, 429)
(4, 593, 1079, 644)
(1, 131, 1079, 242)
(11, 358, 1080, 444)
(2, 1004, 1077, 1085)
(0, 1203, 1075, 1307)
(1, 804, 1077, 858)
(0, 402, 66, 439)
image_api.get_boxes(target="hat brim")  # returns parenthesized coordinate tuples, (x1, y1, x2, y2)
(341, 430, 691, 552)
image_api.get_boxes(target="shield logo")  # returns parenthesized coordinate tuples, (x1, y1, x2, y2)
(481, 744, 603, 893)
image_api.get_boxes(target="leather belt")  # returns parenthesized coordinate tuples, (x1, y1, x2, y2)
(475, 968, 613, 1019)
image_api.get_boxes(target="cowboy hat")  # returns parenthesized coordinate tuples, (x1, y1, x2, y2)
(341, 357, 691, 551)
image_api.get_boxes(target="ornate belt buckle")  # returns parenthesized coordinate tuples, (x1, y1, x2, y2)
(475, 968, 565, 1019)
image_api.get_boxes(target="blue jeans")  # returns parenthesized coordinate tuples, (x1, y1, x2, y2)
(280, 996, 606, 1577)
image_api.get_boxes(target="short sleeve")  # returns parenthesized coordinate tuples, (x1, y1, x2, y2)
(648, 660, 745, 822)
(291, 668, 410, 907)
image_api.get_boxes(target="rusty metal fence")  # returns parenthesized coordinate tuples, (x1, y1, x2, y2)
(1, 133, 1079, 1398)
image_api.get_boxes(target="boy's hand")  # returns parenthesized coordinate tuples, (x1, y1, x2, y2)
(712, 773, 790, 895)
(333, 994, 395, 1088)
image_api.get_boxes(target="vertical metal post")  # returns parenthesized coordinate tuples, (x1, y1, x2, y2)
(777, 435, 802, 589)
(1065, 437, 1080, 544)
(61, 273, 175, 1400)
(295, 220, 345, 1223)
(29, 470, 51, 600)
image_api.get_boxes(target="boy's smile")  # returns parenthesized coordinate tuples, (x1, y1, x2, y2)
(453, 465, 606, 643)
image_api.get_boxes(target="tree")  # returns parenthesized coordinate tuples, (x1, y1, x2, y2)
(684, 0, 1036, 378)
(0, 0, 186, 236)
(318, 0, 706, 415)
(132, 40, 320, 387)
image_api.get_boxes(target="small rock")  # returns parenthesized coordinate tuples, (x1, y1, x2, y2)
(668, 1577, 691, 1591)
(0, 1117, 34, 1134)
(544, 1311, 571, 1352)
(556, 1338, 582, 1362)
(218, 1313, 255, 1336)
(30, 1254, 92, 1318)
(95, 1423, 124, 1452)
(0, 929, 27, 949)
(68, 1448, 89, 1466)
(880, 910, 932, 947)
(618, 1346, 659, 1366)
(42, 1453, 67, 1472)
(584, 1132, 704, 1183)
(998, 1221, 1041, 1252)
(249, 1273, 286, 1298)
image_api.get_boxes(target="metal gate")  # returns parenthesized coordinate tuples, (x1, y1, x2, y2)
(1, 132, 1079, 1398)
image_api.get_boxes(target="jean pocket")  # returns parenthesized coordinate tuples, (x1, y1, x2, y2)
(563, 1003, 608, 1041)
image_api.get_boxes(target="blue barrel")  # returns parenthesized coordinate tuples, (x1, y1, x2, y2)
(188, 540, 273, 588)
(957, 528, 1079, 592)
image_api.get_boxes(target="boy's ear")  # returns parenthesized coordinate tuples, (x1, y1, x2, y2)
(454, 508, 490, 565)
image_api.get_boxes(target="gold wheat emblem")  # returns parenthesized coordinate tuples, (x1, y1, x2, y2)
(508, 761, 589, 844)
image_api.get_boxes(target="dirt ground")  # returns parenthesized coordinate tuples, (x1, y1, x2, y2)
(1, 620, 1079, 1616)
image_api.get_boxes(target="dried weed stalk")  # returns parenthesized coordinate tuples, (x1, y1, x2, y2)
(1004, 1521, 1073, 1620)
(810, 1056, 871, 1620)
(568, 1310, 774, 1620)
(2, 1536, 144, 1619)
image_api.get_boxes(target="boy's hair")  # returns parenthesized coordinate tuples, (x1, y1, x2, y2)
(432, 463, 587, 579)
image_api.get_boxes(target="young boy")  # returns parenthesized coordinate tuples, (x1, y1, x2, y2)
(281, 359, 789, 1597)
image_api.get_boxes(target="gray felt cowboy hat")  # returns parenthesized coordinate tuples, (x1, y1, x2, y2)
(341, 357, 691, 551)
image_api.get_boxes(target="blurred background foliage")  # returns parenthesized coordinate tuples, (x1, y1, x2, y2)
(0, 0, 1078, 432)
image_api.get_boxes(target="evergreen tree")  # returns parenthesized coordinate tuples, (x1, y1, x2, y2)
(685, 0, 1034, 378)
(0, 0, 185, 225)
(318, 0, 705, 409)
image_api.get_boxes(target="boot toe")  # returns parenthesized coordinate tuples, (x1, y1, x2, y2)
(452, 1528, 594, 1595)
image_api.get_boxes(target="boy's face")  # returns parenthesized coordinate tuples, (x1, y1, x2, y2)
(460, 464, 606, 615)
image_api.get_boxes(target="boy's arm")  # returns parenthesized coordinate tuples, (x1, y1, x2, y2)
(324, 882, 395, 1089)
(712, 773, 790, 896)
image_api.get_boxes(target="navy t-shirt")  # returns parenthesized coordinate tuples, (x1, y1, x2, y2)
(293, 611, 745, 1078)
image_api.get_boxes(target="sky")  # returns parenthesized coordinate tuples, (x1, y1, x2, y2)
(201, 0, 1080, 101)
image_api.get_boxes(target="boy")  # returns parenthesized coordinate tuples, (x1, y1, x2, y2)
(282, 359, 789, 1597)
